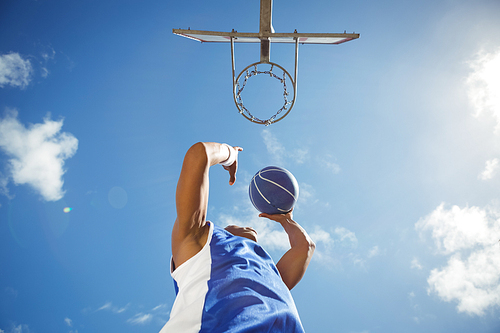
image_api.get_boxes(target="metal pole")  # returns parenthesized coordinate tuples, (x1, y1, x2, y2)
(259, 0, 273, 63)
(231, 36, 238, 110)
(231, 36, 236, 87)
(259, 0, 273, 33)
(294, 37, 299, 94)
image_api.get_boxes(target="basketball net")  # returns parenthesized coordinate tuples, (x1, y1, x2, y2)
(234, 62, 293, 126)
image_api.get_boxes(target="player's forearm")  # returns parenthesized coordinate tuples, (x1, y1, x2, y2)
(280, 218, 315, 254)
(276, 217, 315, 290)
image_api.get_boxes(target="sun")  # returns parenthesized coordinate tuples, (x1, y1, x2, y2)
(467, 48, 500, 131)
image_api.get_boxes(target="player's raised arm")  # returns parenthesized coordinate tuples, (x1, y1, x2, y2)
(259, 211, 315, 290)
(171, 142, 242, 268)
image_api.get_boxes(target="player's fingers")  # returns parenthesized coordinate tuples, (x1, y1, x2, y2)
(229, 173, 236, 185)
(259, 213, 278, 220)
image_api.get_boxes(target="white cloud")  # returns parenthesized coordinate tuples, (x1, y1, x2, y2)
(127, 313, 153, 325)
(297, 182, 314, 203)
(310, 227, 334, 248)
(96, 301, 129, 314)
(90, 301, 168, 327)
(466, 48, 500, 133)
(478, 158, 499, 180)
(152, 303, 168, 311)
(319, 154, 341, 175)
(115, 305, 128, 314)
(8, 324, 31, 333)
(40, 46, 55, 78)
(0, 109, 78, 201)
(427, 248, 500, 316)
(291, 148, 308, 164)
(416, 203, 499, 254)
(334, 227, 358, 247)
(64, 317, 72, 327)
(416, 203, 500, 316)
(368, 246, 380, 258)
(411, 258, 423, 270)
(0, 53, 33, 89)
(41, 67, 49, 78)
(308, 226, 336, 265)
(261, 129, 309, 166)
(262, 129, 286, 165)
(261, 127, 341, 177)
(41, 47, 55, 62)
(150, 303, 170, 326)
(97, 302, 112, 311)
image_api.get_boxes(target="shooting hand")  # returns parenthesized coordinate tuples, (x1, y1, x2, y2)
(259, 209, 294, 224)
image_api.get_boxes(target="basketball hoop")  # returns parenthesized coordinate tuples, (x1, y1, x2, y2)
(231, 34, 298, 125)
(233, 61, 295, 126)
(173, 0, 359, 125)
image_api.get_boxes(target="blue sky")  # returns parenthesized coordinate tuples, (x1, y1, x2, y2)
(1, 0, 500, 332)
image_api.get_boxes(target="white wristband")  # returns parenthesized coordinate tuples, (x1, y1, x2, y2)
(220, 143, 236, 167)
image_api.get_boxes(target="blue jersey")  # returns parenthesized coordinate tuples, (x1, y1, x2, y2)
(160, 222, 305, 333)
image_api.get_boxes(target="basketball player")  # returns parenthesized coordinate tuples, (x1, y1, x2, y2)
(160, 142, 315, 332)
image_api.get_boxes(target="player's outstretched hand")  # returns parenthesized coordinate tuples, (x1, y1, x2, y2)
(223, 146, 243, 186)
(259, 209, 294, 224)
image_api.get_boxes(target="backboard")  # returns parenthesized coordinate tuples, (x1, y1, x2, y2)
(172, 29, 359, 45)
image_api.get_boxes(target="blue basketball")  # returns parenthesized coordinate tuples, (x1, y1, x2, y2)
(249, 166, 299, 215)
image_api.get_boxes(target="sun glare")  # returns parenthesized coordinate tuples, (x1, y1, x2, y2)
(467, 48, 500, 131)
